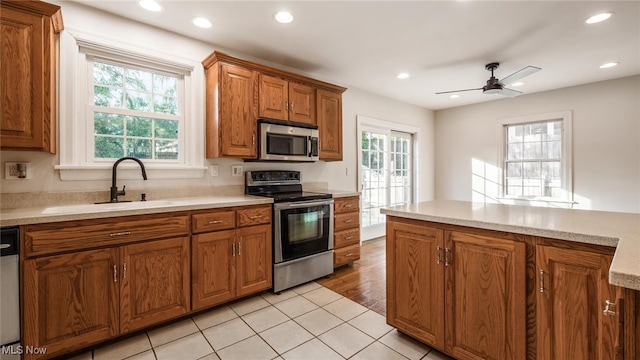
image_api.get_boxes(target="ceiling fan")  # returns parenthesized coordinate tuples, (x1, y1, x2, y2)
(436, 62, 541, 97)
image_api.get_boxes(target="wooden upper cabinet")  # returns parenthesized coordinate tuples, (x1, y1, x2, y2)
(0, 0, 63, 153)
(317, 89, 343, 161)
(203, 60, 258, 158)
(537, 245, 622, 360)
(259, 74, 316, 125)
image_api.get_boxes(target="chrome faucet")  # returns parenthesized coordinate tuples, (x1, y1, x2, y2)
(110, 157, 147, 202)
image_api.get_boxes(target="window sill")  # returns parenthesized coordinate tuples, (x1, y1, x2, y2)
(498, 197, 577, 208)
(55, 164, 207, 181)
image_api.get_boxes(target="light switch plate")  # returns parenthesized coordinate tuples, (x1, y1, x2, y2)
(210, 165, 219, 177)
(231, 165, 243, 177)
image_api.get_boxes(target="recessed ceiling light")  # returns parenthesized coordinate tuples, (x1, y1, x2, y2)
(139, 0, 162, 12)
(274, 11, 294, 24)
(511, 82, 524, 87)
(600, 62, 619, 69)
(450, 94, 459, 99)
(585, 12, 613, 24)
(192, 17, 212, 29)
(396, 72, 410, 79)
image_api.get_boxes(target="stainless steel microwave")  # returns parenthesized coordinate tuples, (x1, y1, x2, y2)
(259, 121, 319, 162)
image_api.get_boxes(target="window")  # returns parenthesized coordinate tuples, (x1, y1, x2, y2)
(500, 111, 572, 202)
(56, 32, 204, 180)
(90, 60, 181, 161)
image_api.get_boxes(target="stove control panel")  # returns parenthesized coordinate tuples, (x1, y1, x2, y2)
(246, 170, 300, 185)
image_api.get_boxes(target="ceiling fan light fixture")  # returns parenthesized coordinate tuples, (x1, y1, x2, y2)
(586, 12, 613, 24)
(600, 62, 619, 69)
(396, 72, 410, 79)
(274, 11, 294, 24)
(192, 17, 212, 29)
(511, 82, 524, 87)
(139, 0, 162, 12)
(449, 94, 459, 99)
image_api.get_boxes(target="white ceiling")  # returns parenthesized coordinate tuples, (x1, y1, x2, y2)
(68, 1, 639, 110)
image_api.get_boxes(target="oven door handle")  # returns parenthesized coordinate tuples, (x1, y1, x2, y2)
(274, 199, 334, 210)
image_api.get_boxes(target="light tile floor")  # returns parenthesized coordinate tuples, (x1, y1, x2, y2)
(62, 282, 453, 360)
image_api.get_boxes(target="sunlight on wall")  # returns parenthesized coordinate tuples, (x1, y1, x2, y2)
(471, 158, 501, 203)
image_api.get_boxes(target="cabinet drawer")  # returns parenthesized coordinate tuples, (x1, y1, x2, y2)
(192, 210, 236, 233)
(237, 206, 271, 227)
(334, 197, 359, 214)
(334, 244, 360, 267)
(334, 228, 360, 248)
(334, 212, 360, 232)
(24, 214, 190, 257)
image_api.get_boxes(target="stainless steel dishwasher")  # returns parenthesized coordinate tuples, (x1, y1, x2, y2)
(1, 226, 20, 346)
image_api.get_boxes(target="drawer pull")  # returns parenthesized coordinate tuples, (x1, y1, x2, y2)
(345, 204, 353, 208)
(344, 219, 353, 223)
(110, 231, 131, 237)
(345, 236, 353, 240)
(345, 253, 353, 257)
(603, 300, 616, 316)
(250, 215, 263, 220)
(113, 265, 117, 282)
(208, 220, 223, 225)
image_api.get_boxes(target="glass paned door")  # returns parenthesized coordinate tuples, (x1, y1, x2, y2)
(360, 126, 413, 240)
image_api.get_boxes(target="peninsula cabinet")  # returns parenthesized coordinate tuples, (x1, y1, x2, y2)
(386, 216, 527, 360)
(259, 74, 316, 125)
(191, 205, 272, 310)
(536, 243, 627, 360)
(0, 0, 63, 153)
(202, 51, 346, 160)
(22, 214, 191, 360)
(317, 89, 343, 161)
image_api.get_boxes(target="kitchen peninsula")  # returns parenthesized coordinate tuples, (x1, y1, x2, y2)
(381, 200, 639, 360)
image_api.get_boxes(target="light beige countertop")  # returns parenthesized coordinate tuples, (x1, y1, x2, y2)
(381, 200, 640, 291)
(304, 188, 361, 198)
(0, 195, 273, 226)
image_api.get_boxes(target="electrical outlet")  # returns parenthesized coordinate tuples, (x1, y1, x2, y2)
(231, 165, 243, 177)
(210, 165, 219, 177)
(5, 162, 31, 179)
(346, 167, 351, 176)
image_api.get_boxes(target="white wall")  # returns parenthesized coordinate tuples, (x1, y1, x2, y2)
(0, 1, 434, 199)
(434, 75, 640, 213)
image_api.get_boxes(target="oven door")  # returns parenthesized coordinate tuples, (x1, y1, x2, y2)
(273, 199, 334, 263)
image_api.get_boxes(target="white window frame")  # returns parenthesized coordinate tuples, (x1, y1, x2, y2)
(498, 111, 573, 205)
(56, 30, 206, 180)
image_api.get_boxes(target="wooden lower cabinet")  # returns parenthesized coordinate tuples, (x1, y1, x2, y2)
(387, 217, 526, 360)
(536, 245, 623, 360)
(333, 196, 360, 267)
(192, 230, 235, 309)
(23, 248, 119, 358)
(235, 224, 272, 297)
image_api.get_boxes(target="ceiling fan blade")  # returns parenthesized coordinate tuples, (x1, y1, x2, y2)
(500, 66, 541, 86)
(497, 87, 523, 98)
(435, 88, 482, 95)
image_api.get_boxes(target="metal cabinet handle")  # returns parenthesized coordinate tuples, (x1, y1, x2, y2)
(539, 270, 544, 293)
(237, 242, 241, 255)
(444, 248, 451, 267)
(344, 219, 353, 223)
(123, 263, 127, 279)
(345, 236, 353, 240)
(113, 265, 117, 282)
(290, 102, 294, 111)
(345, 253, 353, 257)
(603, 300, 616, 316)
(436, 246, 442, 265)
(252, 134, 256, 145)
(250, 215, 263, 219)
(110, 231, 131, 237)
(208, 220, 223, 225)
(285, 101, 289, 111)
(232, 243, 236, 256)
(345, 204, 353, 208)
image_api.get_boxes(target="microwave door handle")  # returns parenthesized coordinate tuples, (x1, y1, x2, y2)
(308, 136, 313, 157)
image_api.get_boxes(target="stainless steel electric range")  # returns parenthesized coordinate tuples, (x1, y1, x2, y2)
(245, 170, 334, 293)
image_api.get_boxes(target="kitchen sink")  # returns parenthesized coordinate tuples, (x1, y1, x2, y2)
(41, 200, 177, 215)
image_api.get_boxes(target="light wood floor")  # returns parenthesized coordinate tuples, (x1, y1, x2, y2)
(317, 237, 387, 316)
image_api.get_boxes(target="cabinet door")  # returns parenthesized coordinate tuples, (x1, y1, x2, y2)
(259, 74, 288, 120)
(317, 89, 343, 161)
(537, 245, 620, 360)
(444, 231, 526, 359)
(22, 249, 119, 358)
(386, 219, 445, 348)
(288, 82, 316, 125)
(217, 64, 258, 158)
(120, 237, 190, 333)
(235, 224, 272, 297)
(0, 6, 56, 152)
(192, 230, 235, 310)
